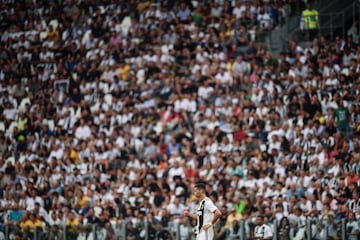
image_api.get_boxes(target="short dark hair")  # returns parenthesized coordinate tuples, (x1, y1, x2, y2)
(195, 183, 206, 191)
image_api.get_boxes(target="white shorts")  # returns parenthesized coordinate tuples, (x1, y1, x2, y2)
(196, 228, 214, 240)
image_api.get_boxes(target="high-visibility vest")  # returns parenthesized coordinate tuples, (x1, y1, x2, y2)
(302, 9, 319, 29)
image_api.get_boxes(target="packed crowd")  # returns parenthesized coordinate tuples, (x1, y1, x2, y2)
(0, 0, 359, 239)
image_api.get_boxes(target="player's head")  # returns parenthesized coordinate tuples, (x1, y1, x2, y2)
(194, 182, 206, 200)
(194, 183, 206, 191)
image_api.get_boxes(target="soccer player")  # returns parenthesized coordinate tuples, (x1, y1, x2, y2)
(183, 183, 222, 240)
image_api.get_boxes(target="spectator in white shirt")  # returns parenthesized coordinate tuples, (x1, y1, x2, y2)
(232, 55, 250, 78)
(215, 65, 233, 91)
(198, 79, 214, 101)
(47, 144, 64, 164)
(75, 119, 91, 140)
(167, 159, 185, 185)
(167, 196, 186, 216)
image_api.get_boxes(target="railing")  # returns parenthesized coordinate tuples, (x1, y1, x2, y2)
(354, 1, 360, 27)
(227, 18, 278, 54)
(0, 216, 356, 240)
(286, 0, 330, 33)
(293, 11, 346, 42)
(0, 221, 196, 240)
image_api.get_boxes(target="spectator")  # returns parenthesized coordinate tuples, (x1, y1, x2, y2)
(253, 215, 273, 240)
(167, 196, 186, 217)
(346, 212, 360, 240)
(176, 3, 192, 23)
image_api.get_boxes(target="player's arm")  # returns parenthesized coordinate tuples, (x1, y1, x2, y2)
(202, 208, 222, 230)
(183, 208, 197, 223)
(211, 208, 222, 225)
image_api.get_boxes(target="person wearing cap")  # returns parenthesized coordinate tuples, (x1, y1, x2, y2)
(319, 210, 338, 239)
(183, 182, 222, 240)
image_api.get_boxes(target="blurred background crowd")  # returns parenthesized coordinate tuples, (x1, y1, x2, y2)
(0, 0, 360, 239)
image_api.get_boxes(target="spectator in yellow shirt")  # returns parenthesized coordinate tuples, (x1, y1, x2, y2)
(225, 208, 242, 228)
(118, 61, 130, 81)
(77, 189, 90, 208)
(21, 212, 44, 239)
(66, 211, 80, 226)
(66, 211, 80, 238)
(64, 145, 81, 164)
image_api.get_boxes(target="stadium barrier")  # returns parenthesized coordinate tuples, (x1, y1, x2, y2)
(0, 216, 356, 240)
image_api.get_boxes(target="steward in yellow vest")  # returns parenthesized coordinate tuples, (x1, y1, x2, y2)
(301, 3, 319, 39)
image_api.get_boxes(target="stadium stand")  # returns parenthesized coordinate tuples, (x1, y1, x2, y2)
(0, 0, 360, 239)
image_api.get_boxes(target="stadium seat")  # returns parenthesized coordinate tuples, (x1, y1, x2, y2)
(39, 31, 48, 41)
(18, 97, 31, 112)
(120, 16, 131, 36)
(104, 94, 112, 105)
(49, 19, 59, 30)
(47, 119, 55, 131)
(6, 121, 17, 137)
